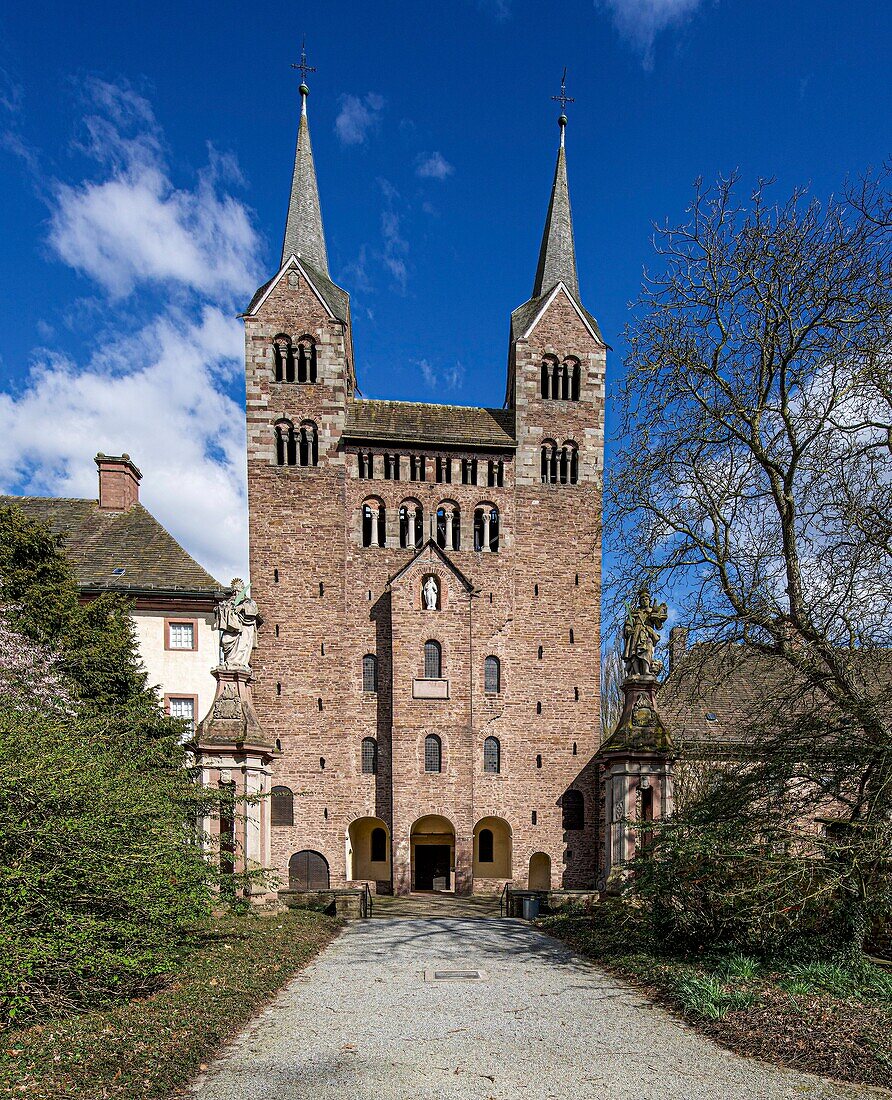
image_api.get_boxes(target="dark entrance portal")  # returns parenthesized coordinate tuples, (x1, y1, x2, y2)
(414, 844, 451, 891)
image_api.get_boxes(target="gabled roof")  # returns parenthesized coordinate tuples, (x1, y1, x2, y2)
(510, 282, 604, 345)
(243, 254, 349, 325)
(0, 495, 224, 597)
(343, 399, 516, 451)
(387, 539, 476, 594)
(282, 90, 329, 276)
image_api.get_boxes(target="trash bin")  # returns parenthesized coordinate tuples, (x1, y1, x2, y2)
(522, 895, 540, 920)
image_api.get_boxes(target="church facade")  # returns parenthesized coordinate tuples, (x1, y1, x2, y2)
(243, 79, 606, 895)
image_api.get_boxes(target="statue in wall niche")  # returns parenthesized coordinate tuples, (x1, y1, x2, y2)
(216, 578, 263, 669)
(423, 575, 439, 611)
(622, 589, 668, 678)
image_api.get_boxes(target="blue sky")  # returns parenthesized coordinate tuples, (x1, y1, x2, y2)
(0, 0, 889, 581)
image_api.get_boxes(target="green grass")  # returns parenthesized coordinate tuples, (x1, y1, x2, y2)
(0, 908, 339, 1100)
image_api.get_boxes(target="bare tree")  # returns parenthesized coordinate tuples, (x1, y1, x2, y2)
(608, 170, 892, 952)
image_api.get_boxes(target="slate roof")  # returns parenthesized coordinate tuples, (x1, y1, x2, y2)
(0, 495, 224, 597)
(533, 141, 578, 300)
(656, 641, 892, 753)
(510, 289, 604, 345)
(282, 98, 329, 276)
(342, 400, 516, 450)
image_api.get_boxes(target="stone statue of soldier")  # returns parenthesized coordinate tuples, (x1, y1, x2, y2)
(215, 578, 263, 670)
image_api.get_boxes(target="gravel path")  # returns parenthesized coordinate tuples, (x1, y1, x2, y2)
(191, 918, 871, 1100)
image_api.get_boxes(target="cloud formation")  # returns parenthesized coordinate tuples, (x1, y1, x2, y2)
(334, 92, 385, 146)
(419, 358, 465, 393)
(597, 0, 706, 67)
(0, 78, 259, 580)
(415, 152, 455, 181)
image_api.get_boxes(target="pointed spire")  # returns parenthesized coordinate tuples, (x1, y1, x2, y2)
(532, 111, 579, 300)
(281, 55, 329, 276)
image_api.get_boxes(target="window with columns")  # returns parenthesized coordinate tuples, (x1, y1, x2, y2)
(361, 499, 386, 548)
(435, 456, 452, 483)
(358, 451, 374, 478)
(409, 454, 426, 481)
(274, 419, 295, 466)
(461, 457, 478, 485)
(272, 335, 317, 383)
(272, 335, 292, 382)
(384, 453, 401, 480)
(473, 505, 500, 552)
(487, 459, 504, 487)
(297, 421, 319, 467)
(398, 500, 424, 549)
(541, 356, 581, 400)
(541, 441, 578, 485)
(435, 502, 460, 550)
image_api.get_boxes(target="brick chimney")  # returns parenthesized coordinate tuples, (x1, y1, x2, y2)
(668, 626, 689, 673)
(95, 453, 142, 511)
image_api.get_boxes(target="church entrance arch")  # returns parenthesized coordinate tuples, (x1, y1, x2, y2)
(347, 816, 391, 885)
(410, 815, 455, 891)
(528, 851, 551, 891)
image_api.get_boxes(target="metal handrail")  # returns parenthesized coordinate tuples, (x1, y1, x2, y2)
(361, 882, 373, 919)
(499, 880, 513, 917)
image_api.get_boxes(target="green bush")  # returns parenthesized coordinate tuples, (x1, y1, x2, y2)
(0, 505, 223, 1025)
(669, 971, 758, 1019)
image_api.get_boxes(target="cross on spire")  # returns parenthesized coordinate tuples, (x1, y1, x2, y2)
(291, 37, 316, 88)
(551, 67, 574, 116)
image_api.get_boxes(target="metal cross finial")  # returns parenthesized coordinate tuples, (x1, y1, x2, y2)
(291, 37, 316, 85)
(551, 67, 574, 114)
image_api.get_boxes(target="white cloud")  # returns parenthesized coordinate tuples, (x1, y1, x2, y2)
(48, 82, 260, 299)
(418, 358, 464, 393)
(415, 152, 454, 181)
(0, 78, 259, 581)
(334, 93, 385, 146)
(0, 307, 248, 582)
(597, 0, 706, 67)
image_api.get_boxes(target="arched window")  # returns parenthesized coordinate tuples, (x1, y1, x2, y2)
(540, 440, 558, 484)
(399, 500, 423, 549)
(483, 736, 500, 774)
(361, 737, 378, 774)
(435, 502, 460, 550)
(478, 827, 494, 862)
(568, 359, 581, 401)
(361, 499, 386, 548)
(296, 336, 317, 383)
(540, 356, 559, 399)
(424, 640, 442, 679)
(473, 504, 500, 552)
(424, 733, 442, 773)
(484, 656, 501, 694)
(371, 826, 387, 862)
(560, 441, 579, 485)
(274, 419, 296, 467)
(297, 421, 318, 467)
(362, 654, 378, 693)
(272, 335, 292, 382)
(271, 785, 294, 826)
(562, 789, 585, 830)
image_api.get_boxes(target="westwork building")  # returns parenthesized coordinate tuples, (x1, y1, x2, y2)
(243, 77, 607, 895)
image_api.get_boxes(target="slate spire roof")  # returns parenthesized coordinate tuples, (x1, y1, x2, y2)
(281, 83, 329, 276)
(532, 118, 579, 300)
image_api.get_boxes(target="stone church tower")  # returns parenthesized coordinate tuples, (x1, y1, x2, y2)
(243, 78, 607, 895)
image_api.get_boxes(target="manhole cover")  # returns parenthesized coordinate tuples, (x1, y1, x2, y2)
(424, 969, 486, 981)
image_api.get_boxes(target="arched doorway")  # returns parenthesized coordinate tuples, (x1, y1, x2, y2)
(289, 850, 330, 890)
(411, 815, 455, 891)
(528, 851, 551, 891)
(473, 817, 512, 880)
(347, 817, 391, 883)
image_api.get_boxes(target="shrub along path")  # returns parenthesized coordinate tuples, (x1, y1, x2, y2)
(190, 916, 867, 1100)
(0, 910, 339, 1100)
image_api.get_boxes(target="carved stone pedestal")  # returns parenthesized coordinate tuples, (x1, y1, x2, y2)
(192, 666, 277, 902)
(598, 674, 674, 893)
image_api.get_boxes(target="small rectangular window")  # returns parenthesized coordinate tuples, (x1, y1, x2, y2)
(167, 695, 195, 736)
(167, 621, 195, 650)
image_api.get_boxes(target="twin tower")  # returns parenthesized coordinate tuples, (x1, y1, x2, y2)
(241, 77, 607, 896)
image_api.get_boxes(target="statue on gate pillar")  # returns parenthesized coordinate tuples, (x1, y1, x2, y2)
(216, 578, 263, 669)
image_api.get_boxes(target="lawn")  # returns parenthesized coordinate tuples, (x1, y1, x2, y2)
(1, 908, 339, 1099)
(542, 903, 892, 1090)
